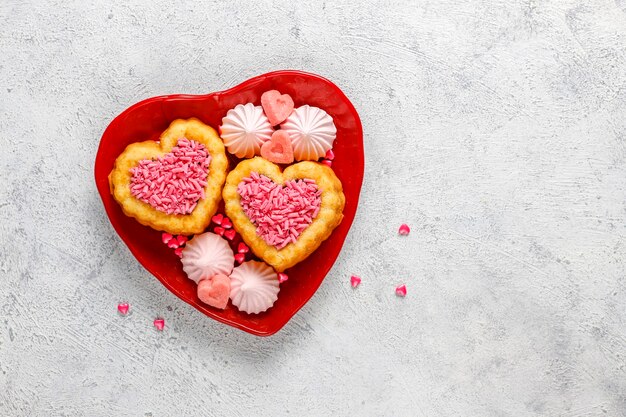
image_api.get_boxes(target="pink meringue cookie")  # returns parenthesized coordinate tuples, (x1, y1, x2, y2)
(181, 232, 234, 284)
(280, 105, 337, 161)
(219, 103, 274, 158)
(229, 261, 280, 314)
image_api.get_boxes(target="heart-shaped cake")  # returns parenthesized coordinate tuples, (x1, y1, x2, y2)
(223, 157, 345, 272)
(108, 118, 228, 235)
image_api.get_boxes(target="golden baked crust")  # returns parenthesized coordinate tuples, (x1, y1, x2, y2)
(223, 157, 345, 272)
(108, 118, 228, 235)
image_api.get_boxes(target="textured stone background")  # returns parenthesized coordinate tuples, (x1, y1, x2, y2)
(1, 0, 625, 416)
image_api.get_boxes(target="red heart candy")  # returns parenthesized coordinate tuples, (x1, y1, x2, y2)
(95, 70, 364, 336)
(234, 253, 246, 264)
(261, 90, 294, 126)
(211, 214, 223, 225)
(221, 217, 232, 229)
(197, 275, 230, 309)
(237, 242, 249, 254)
(153, 318, 165, 331)
(117, 303, 129, 315)
(224, 229, 236, 241)
(214, 226, 225, 236)
(260, 131, 294, 164)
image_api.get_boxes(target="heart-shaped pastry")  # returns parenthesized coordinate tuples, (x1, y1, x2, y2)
(108, 118, 228, 235)
(223, 157, 345, 272)
(197, 274, 231, 309)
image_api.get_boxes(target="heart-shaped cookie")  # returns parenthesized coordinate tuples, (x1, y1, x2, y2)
(261, 90, 294, 126)
(260, 130, 294, 164)
(108, 118, 228, 235)
(223, 157, 345, 272)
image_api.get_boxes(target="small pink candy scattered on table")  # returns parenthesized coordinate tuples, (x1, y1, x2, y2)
(161, 232, 173, 244)
(350, 275, 361, 288)
(398, 224, 410, 235)
(211, 213, 224, 225)
(117, 303, 129, 315)
(395, 284, 407, 297)
(278, 273, 289, 283)
(153, 318, 165, 331)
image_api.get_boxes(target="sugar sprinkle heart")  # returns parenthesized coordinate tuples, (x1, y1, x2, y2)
(237, 172, 322, 249)
(214, 226, 225, 236)
(395, 284, 407, 297)
(117, 303, 129, 315)
(153, 318, 165, 331)
(261, 90, 295, 126)
(260, 130, 295, 164)
(211, 213, 224, 225)
(237, 242, 249, 254)
(176, 235, 188, 246)
(130, 138, 210, 215)
(161, 232, 173, 244)
(325, 149, 335, 161)
(278, 273, 289, 283)
(174, 247, 184, 258)
(234, 253, 246, 264)
(224, 229, 236, 241)
(221, 217, 233, 229)
(350, 275, 361, 288)
(398, 224, 410, 235)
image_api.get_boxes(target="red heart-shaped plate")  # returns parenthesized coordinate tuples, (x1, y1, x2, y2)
(94, 70, 364, 336)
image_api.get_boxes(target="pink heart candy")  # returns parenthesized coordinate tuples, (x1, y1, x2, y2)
(161, 232, 173, 244)
(224, 229, 236, 241)
(153, 318, 165, 331)
(237, 242, 249, 254)
(350, 275, 361, 288)
(261, 90, 295, 126)
(221, 217, 232, 229)
(234, 253, 246, 264)
(174, 247, 184, 258)
(395, 284, 407, 297)
(214, 226, 225, 236)
(117, 303, 129, 315)
(260, 131, 294, 164)
(197, 274, 231, 309)
(398, 224, 410, 235)
(211, 213, 224, 225)
(278, 273, 289, 284)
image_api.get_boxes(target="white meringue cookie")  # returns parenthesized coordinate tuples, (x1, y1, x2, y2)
(229, 261, 280, 314)
(219, 103, 274, 158)
(280, 105, 337, 161)
(181, 232, 234, 284)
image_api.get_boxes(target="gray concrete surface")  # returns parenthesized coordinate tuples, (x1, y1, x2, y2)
(1, 0, 625, 416)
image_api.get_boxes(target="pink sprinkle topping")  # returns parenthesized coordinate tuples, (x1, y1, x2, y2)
(237, 242, 249, 254)
(161, 232, 173, 244)
(325, 149, 335, 161)
(176, 235, 187, 246)
(211, 213, 223, 225)
(350, 275, 361, 288)
(130, 138, 210, 215)
(398, 224, 410, 235)
(234, 253, 246, 264)
(238, 172, 322, 249)
(278, 273, 289, 283)
(321, 159, 332, 167)
(174, 247, 184, 258)
(221, 217, 232, 229)
(395, 284, 407, 297)
(117, 303, 129, 315)
(153, 318, 165, 331)
(214, 226, 225, 236)
(224, 229, 236, 241)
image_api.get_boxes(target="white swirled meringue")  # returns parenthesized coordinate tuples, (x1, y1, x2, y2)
(219, 103, 274, 158)
(229, 261, 280, 314)
(181, 232, 234, 284)
(280, 105, 337, 161)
